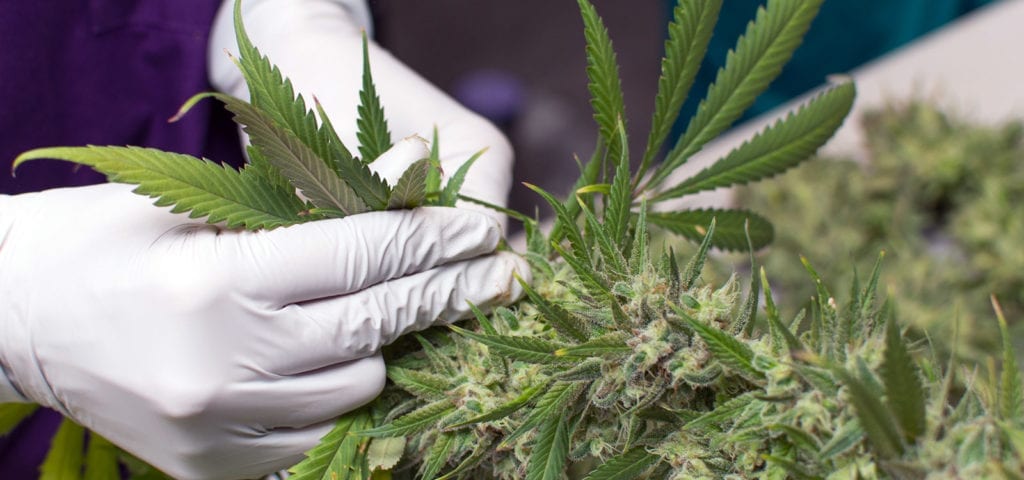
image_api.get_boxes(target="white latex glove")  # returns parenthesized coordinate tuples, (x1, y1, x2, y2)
(208, 0, 515, 230)
(0, 174, 526, 478)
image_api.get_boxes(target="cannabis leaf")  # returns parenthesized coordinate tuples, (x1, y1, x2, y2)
(14, 147, 308, 230)
(289, 409, 373, 480)
(649, 0, 825, 188)
(648, 208, 773, 251)
(653, 81, 855, 200)
(356, 31, 392, 162)
(577, 0, 626, 163)
(881, 310, 926, 443)
(40, 418, 85, 480)
(388, 158, 430, 209)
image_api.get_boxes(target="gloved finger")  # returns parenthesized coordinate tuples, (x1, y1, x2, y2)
(268, 251, 529, 374)
(218, 419, 338, 480)
(366, 135, 430, 186)
(230, 207, 502, 306)
(223, 355, 385, 429)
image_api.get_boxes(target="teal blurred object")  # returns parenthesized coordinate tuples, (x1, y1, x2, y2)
(666, 0, 994, 140)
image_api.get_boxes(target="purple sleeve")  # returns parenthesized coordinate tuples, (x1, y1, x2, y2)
(0, 0, 243, 475)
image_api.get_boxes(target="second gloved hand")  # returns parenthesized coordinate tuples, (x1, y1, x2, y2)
(0, 181, 527, 479)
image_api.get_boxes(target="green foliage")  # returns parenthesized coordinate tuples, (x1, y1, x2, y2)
(15, 0, 1023, 478)
(0, 403, 37, 435)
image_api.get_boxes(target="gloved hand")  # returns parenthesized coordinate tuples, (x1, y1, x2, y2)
(0, 153, 527, 478)
(208, 0, 515, 229)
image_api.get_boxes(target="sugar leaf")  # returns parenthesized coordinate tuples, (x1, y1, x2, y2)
(15, 146, 308, 230)
(881, 311, 926, 443)
(448, 383, 548, 428)
(992, 296, 1024, 421)
(832, 367, 905, 459)
(420, 431, 458, 480)
(359, 400, 456, 438)
(450, 325, 567, 364)
(439, 149, 485, 207)
(605, 119, 633, 247)
(386, 366, 452, 401)
(582, 447, 661, 480)
(673, 304, 766, 381)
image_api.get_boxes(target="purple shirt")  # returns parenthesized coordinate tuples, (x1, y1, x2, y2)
(1, 0, 243, 476)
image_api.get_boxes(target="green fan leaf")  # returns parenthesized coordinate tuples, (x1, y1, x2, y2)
(0, 403, 37, 436)
(451, 325, 567, 364)
(231, 0, 390, 210)
(653, 81, 855, 201)
(650, 0, 825, 188)
(14, 146, 308, 230)
(40, 418, 85, 480)
(881, 312, 926, 443)
(649, 208, 773, 251)
(526, 415, 571, 480)
(290, 408, 374, 480)
(387, 366, 453, 401)
(636, 0, 723, 181)
(356, 32, 392, 162)
(83, 433, 120, 480)
(583, 447, 660, 480)
(673, 305, 765, 381)
(388, 158, 430, 209)
(360, 400, 456, 438)
(197, 92, 370, 216)
(577, 0, 626, 162)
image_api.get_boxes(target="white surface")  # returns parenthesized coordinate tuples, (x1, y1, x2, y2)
(661, 0, 1024, 210)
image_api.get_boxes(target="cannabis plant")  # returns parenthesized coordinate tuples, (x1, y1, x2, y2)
(5, 0, 1022, 478)
(725, 102, 1024, 361)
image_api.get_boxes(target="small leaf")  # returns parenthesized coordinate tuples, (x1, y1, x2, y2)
(681, 218, 716, 290)
(426, 127, 443, 196)
(818, 418, 864, 460)
(366, 436, 406, 472)
(40, 418, 85, 480)
(360, 400, 455, 438)
(420, 431, 458, 480)
(649, 208, 773, 251)
(449, 383, 548, 428)
(629, 198, 649, 276)
(503, 382, 586, 447)
(435, 437, 492, 480)
(525, 182, 590, 265)
(439, 149, 485, 207)
(386, 366, 453, 401)
(356, 31, 392, 162)
(881, 311, 926, 443)
(526, 415, 571, 480)
(673, 304, 766, 381)
(577, 197, 628, 278)
(450, 325, 566, 364)
(583, 447, 660, 480)
(15, 146, 307, 230)
(388, 158, 429, 209)
(554, 332, 631, 358)
(992, 296, 1024, 421)
(516, 273, 591, 342)
(832, 367, 905, 459)
(0, 403, 37, 436)
(83, 433, 120, 480)
(762, 268, 805, 355)
(605, 118, 632, 246)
